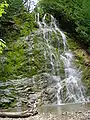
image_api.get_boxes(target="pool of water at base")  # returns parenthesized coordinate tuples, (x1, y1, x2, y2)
(39, 102, 90, 114)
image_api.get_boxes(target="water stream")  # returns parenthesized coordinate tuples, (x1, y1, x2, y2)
(36, 13, 88, 105)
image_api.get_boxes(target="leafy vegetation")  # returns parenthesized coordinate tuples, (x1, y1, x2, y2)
(0, 1, 8, 17)
(0, 0, 36, 81)
(39, 0, 90, 51)
(0, 1, 8, 53)
(0, 0, 35, 41)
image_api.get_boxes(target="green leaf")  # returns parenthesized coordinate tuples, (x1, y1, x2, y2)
(0, 1, 9, 17)
(0, 39, 6, 54)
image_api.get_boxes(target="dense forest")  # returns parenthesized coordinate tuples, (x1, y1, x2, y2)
(0, 0, 90, 115)
(39, 0, 90, 50)
(0, 0, 90, 52)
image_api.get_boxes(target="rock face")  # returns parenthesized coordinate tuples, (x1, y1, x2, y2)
(0, 73, 59, 112)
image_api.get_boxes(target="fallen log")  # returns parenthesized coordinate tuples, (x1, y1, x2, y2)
(0, 110, 38, 118)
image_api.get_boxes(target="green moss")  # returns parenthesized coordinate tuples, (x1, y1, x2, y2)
(67, 35, 90, 96)
(82, 67, 90, 96)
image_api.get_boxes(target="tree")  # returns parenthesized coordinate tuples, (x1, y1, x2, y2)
(0, 1, 8, 53)
(39, 0, 90, 49)
(0, 0, 35, 41)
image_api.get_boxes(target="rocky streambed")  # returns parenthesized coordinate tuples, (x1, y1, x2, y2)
(0, 110, 90, 120)
(0, 101, 90, 119)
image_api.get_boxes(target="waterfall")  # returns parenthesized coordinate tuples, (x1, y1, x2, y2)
(35, 13, 87, 105)
(0, 13, 89, 112)
(23, 0, 38, 12)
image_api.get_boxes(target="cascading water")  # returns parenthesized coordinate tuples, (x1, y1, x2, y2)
(35, 13, 88, 105)
(23, 0, 38, 12)
(0, 1, 89, 113)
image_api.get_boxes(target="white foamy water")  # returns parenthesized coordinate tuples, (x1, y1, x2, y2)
(36, 13, 88, 104)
